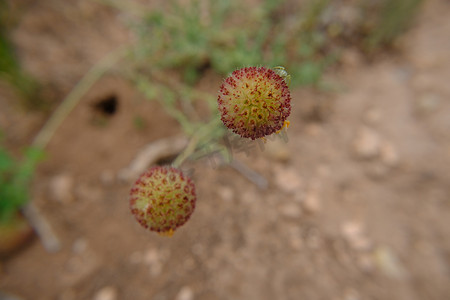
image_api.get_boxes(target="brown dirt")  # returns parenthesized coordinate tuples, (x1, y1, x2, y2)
(1, 1, 449, 300)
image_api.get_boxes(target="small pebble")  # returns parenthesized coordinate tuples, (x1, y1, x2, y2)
(218, 186, 234, 202)
(302, 189, 321, 215)
(343, 288, 360, 300)
(352, 127, 380, 160)
(93, 286, 117, 300)
(143, 248, 166, 277)
(274, 166, 303, 194)
(379, 141, 399, 167)
(175, 286, 194, 300)
(49, 173, 74, 203)
(341, 221, 372, 251)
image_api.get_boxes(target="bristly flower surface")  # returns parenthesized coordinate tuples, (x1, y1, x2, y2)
(129, 166, 196, 236)
(217, 66, 291, 140)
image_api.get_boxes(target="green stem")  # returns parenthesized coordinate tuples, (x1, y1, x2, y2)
(172, 116, 225, 168)
(172, 135, 199, 168)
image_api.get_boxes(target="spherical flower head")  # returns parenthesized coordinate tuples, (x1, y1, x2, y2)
(217, 66, 291, 140)
(129, 166, 196, 236)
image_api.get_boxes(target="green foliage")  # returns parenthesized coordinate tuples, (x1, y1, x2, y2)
(127, 0, 334, 87)
(363, 0, 423, 52)
(0, 145, 44, 224)
(0, 0, 40, 108)
(120, 0, 422, 91)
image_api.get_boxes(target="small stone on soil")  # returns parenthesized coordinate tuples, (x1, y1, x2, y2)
(175, 286, 194, 300)
(379, 141, 399, 167)
(218, 186, 234, 202)
(302, 189, 321, 215)
(93, 286, 118, 300)
(274, 166, 303, 194)
(341, 221, 372, 251)
(352, 127, 381, 160)
(49, 173, 74, 203)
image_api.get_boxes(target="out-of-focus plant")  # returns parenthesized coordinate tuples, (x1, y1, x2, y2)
(113, 0, 337, 88)
(0, 144, 44, 225)
(0, 0, 41, 108)
(362, 0, 423, 52)
(0, 140, 43, 255)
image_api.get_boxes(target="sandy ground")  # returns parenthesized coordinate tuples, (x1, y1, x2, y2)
(0, 1, 449, 299)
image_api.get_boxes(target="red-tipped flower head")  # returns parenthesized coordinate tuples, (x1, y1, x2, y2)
(218, 66, 291, 140)
(129, 166, 196, 236)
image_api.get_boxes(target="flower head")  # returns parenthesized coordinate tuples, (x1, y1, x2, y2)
(217, 66, 291, 140)
(129, 166, 196, 236)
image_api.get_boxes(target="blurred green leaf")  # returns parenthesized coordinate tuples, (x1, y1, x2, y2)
(298, 61, 322, 85)
(0, 146, 44, 224)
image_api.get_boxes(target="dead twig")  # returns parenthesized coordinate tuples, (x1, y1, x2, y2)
(118, 136, 188, 182)
(22, 203, 60, 253)
(229, 159, 268, 190)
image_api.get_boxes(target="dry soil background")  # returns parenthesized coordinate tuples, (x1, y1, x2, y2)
(0, 1, 449, 300)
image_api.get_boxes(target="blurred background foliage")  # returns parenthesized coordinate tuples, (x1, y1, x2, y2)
(0, 141, 43, 224)
(0, 0, 41, 109)
(118, 0, 423, 87)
